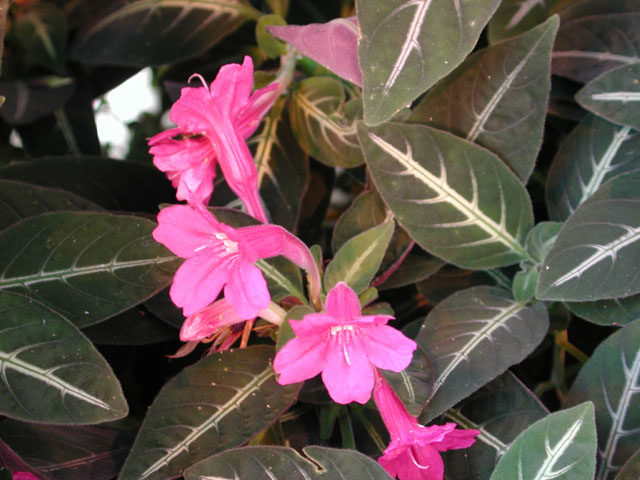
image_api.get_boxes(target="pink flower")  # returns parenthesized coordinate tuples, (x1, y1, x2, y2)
(273, 282, 416, 404)
(153, 204, 320, 319)
(149, 56, 278, 221)
(11, 473, 39, 480)
(180, 298, 247, 341)
(373, 373, 479, 480)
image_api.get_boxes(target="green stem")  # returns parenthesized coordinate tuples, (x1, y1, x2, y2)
(339, 409, 356, 450)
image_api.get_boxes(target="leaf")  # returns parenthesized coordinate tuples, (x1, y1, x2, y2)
(356, 0, 501, 125)
(537, 170, 640, 301)
(256, 14, 286, 59)
(377, 248, 444, 291)
(82, 307, 177, 345)
(69, 0, 260, 66)
(525, 221, 563, 264)
(546, 115, 640, 221)
(553, 0, 640, 22)
(0, 291, 128, 424)
(441, 371, 549, 480)
(0, 179, 102, 231)
(0, 78, 74, 125)
(488, 0, 561, 43)
(576, 63, 640, 131)
(408, 16, 559, 182)
(0, 420, 134, 480)
(552, 13, 640, 84)
(184, 445, 393, 479)
(12, 3, 66, 73)
(489, 402, 597, 480)
(417, 286, 549, 423)
(118, 346, 300, 480)
(381, 347, 433, 416)
(250, 96, 309, 232)
(358, 122, 534, 269)
(0, 157, 176, 213)
(324, 221, 394, 293)
(288, 77, 364, 168)
(615, 447, 640, 480)
(268, 17, 361, 86)
(417, 265, 501, 305)
(0, 212, 180, 327)
(567, 294, 640, 327)
(565, 318, 640, 480)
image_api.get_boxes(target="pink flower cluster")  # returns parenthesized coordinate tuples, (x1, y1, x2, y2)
(149, 57, 478, 480)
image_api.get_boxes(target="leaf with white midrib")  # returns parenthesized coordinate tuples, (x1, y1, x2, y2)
(566, 318, 640, 480)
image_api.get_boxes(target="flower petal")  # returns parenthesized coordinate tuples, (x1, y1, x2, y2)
(180, 298, 245, 341)
(362, 324, 417, 372)
(209, 56, 254, 119)
(325, 282, 361, 322)
(224, 261, 270, 319)
(430, 425, 479, 451)
(322, 332, 373, 404)
(273, 332, 328, 384)
(288, 313, 337, 336)
(170, 255, 228, 316)
(153, 205, 216, 258)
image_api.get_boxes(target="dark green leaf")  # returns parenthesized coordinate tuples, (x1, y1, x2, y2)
(69, 0, 260, 66)
(566, 318, 640, 480)
(0, 78, 74, 125)
(417, 265, 501, 305)
(0, 179, 102, 231)
(409, 16, 559, 182)
(118, 346, 300, 480)
(552, 13, 640, 84)
(442, 372, 549, 480)
(324, 221, 394, 293)
(0, 291, 128, 424)
(513, 268, 538, 304)
(546, 115, 640, 221)
(525, 221, 563, 264)
(488, 0, 561, 43)
(576, 63, 640, 131)
(82, 307, 177, 345)
(0, 420, 134, 480)
(377, 248, 444, 291)
(553, 0, 640, 22)
(359, 122, 533, 269)
(615, 448, 640, 480)
(417, 286, 549, 423)
(0, 212, 180, 327)
(0, 157, 176, 213)
(289, 77, 364, 168)
(184, 445, 393, 479)
(567, 294, 640, 327)
(356, 0, 500, 125)
(490, 403, 596, 480)
(381, 347, 433, 416)
(256, 14, 286, 58)
(143, 288, 184, 329)
(537, 170, 640, 301)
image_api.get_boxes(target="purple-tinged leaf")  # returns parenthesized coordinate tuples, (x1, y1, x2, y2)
(268, 17, 361, 86)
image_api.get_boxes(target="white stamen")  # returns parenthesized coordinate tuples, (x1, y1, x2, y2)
(330, 325, 355, 366)
(409, 448, 430, 470)
(188, 73, 209, 89)
(194, 245, 208, 252)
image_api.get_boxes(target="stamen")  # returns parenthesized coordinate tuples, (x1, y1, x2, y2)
(342, 333, 351, 366)
(409, 448, 430, 470)
(194, 245, 208, 252)
(187, 73, 208, 89)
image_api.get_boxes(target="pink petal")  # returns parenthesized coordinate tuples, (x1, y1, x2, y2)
(170, 85, 216, 133)
(174, 160, 216, 205)
(11, 473, 40, 480)
(288, 313, 337, 336)
(273, 332, 328, 384)
(238, 81, 279, 138)
(180, 299, 245, 341)
(325, 282, 361, 323)
(170, 255, 228, 316)
(153, 205, 216, 258)
(399, 445, 444, 480)
(224, 261, 270, 319)
(322, 332, 373, 404)
(362, 324, 417, 372)
(430, 426, 479, 451)
(209, 56, 254, 119)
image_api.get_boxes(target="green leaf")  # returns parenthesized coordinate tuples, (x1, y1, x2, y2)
(0, 157, 176, 213)
(513, 268, 539, 304)
(0, 420, 134, 480)
(553, 0, 640, 22)
(409, 16, 558, 182)
(488, 0, 561, 43)
(546, 115, 640, 221)
(417, 286, 549, 423)
(256, 14, 286, 58)
(0, 179, 102, 231)
(525, 221, 563, 264)
(381, 347, 433, 416)
(442, 372, 549, 480)
(82, 307, 177, 345)
(576, 63, 640, 131)
(184, 445, 393, 479)
(12, 3, 66, 73)
(0, 212, 180, 327)
(490, 403, 597, 480)
(250, 96, 309, 232)
(359, 122, 533, 269)
(0, 77, 74, 125)
(537, 170, 640, 301)
(0, 291, 128, 424)
(552, 13, 640, 84)
(417, 265, 502, 305)
(324, 221, 394, 293)
(356, 0, 500, 125)
(289, 77, 364, 168)
(118, 346, 300, 480)
(566, 294, 640, 327)
(69, 0, 260, 66)
(615, 447, 640, 480)
(565, 318, 640, 480)
(377, 248, 444, 291)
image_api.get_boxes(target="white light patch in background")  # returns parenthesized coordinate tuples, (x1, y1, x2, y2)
(93, 67, 160, 158)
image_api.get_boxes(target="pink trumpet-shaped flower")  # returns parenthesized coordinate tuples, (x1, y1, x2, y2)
(274, 282, 416, 404)
(149, 56, 278, 221)
(153, 204, 319, 319)
(11, 473, 39, 480)
(373, 372, 479, 480)
(180, 298, 247, 341)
